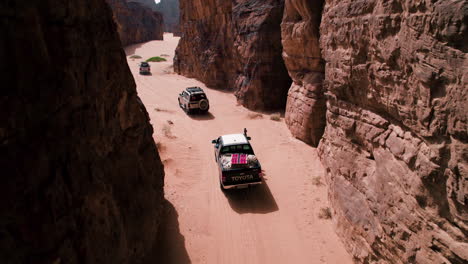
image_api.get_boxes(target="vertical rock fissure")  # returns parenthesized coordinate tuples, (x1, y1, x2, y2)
(282, 0, 326, 147)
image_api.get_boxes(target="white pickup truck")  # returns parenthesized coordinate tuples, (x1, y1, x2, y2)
(212, 130, 263, 190)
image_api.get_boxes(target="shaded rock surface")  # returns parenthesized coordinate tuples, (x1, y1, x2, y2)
(155, 0, 181, 35)
(175, 0, 235, 89)
(174, 0, 291, 110)
(0, 0, 165, 263)
(318, 0, 468, 263)
(107, 0, 164, 46)
(282, 0, 326, 146)
(131, 0, 181, 35)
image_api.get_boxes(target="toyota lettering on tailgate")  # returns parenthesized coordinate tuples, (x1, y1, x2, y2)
(232, 175, 254, 181)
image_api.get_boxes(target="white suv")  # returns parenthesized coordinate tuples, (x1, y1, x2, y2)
(178, 87, 210, 114)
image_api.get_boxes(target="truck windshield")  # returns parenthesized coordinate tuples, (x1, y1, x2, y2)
(220, 144, 254, 155)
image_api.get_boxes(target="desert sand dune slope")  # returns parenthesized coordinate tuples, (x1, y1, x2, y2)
(125, 34, 351, 264)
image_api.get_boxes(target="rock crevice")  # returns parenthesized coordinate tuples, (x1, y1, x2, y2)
(282, 0, 326, 146)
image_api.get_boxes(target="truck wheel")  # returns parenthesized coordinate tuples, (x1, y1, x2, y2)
(199, 99, 209, 112)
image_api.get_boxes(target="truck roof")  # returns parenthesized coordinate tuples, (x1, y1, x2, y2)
(221, 134, 249, 146)
(186, 86, 205, 94)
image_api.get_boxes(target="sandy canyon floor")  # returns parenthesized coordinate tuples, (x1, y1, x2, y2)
(125, 34, 352, 264)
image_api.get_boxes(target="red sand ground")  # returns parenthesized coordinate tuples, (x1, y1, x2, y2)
(126, 34, 352, 264)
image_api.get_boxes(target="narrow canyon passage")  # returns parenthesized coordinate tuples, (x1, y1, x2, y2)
(126, 34, 351, 264)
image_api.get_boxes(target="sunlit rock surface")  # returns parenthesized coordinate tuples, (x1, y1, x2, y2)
(318, 0, 467, 262)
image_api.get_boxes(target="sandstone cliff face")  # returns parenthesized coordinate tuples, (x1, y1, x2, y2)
(233, 0, 292, 110)
(175, 0, 235, 89)
(282, 0, 325, 146)
(131, 0, 180, 35)
(155, 0, 181, 35)
(0, 0, 165, 263)
(107, 0, 164, 46)
(174, 0, 291, 110)
(318, 0, 467, 263)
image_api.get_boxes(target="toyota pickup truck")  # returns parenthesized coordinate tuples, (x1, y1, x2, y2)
(212, 130, 263, 190)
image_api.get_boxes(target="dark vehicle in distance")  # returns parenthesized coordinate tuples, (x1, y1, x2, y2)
(139, 61, 151, 75)
(212, 130, 262, 190)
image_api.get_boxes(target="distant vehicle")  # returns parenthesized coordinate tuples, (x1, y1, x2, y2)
(139, 62, 151, 75)
(178, 86, 210, 114)
(212, 129, 263, 190)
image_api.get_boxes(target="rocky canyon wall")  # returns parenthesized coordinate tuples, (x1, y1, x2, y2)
(0, 0, 165, 263)
(131, 0, 181, 35)
(318, 0, 467, 263)
(174, 0, 291, 110)
(155, 0, 181, 35)
(107, 0, 164, 46)
(175, 0, 234, 89)
(282, 0, 326, 146)
(175, 0, 467, 262)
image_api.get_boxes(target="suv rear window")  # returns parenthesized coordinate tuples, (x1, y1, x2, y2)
(190, 94, 206, 101)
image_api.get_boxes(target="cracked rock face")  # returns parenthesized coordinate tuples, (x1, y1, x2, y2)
(282, 0, 326, 146)
(0, 0, 165, 263)
(174, 0, 291, 110)
(318, 0, 467, 263)
(107, 0, 164, 46)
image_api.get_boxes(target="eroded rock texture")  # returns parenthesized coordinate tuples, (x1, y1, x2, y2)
(107, 0, 164, 46)
(318, 0, 468, 263)
(0, 0, 165, 263)
(232, 0, 292, 109)
(282, 0, 325, 146)
(174, 0, 291, 110)
(175, 0, 234, 89)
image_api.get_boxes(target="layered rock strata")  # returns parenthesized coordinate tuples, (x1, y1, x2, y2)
(0, 0, 165, 263)
(282, 0, 325, 146)
(174, 0, 291, 110)
(107, 0, 164, 46)
(318, 0, 468, 263)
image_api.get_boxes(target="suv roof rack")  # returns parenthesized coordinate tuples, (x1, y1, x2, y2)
(186, 87, 204, 93)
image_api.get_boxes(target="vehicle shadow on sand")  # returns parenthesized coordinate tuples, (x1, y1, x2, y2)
(223, 180, 279, 214)
(149, 199, 191, 264)
(188, 112, 215, 120)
